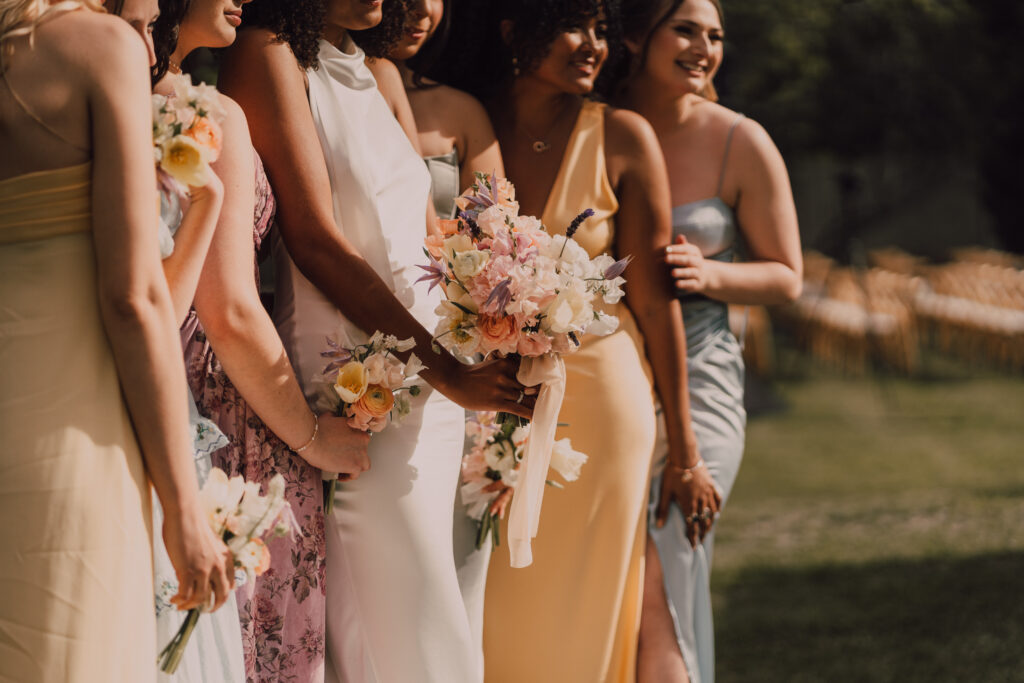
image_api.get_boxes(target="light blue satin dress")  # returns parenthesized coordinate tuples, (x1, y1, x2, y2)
(425, 148, 491, 681)
(648, 115, 747, 683)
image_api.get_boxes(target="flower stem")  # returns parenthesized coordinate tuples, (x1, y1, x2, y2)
(158, 608, 201, 674)
(323, 479, 336, 516)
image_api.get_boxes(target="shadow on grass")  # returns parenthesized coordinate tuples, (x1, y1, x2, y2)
(715, 551, 1024, 683)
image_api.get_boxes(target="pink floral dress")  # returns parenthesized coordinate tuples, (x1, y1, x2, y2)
(181, 154, 327, 683)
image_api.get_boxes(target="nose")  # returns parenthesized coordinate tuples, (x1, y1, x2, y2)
(144, 35, 156, 68)
(410, 0, 429, 18)
(691, 31, 711, 57)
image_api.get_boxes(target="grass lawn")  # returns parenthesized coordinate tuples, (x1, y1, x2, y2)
(712, 364, 1024, 682)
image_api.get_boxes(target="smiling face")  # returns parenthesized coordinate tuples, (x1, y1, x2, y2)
(524, 12, 609, 95)
(642, 0, 724, 97)
(178, 0, 251, 51)
(389, 0, 443, 61)
(117, 0, 160, 66)
(326, 0, 385, 32)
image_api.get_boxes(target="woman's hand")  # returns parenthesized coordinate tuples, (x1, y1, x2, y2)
(665, 235, 710, 294)
(441, 356, 537, 420)
(162, 503, 234, 612)
(299, 414, 372, 480)
(655, 458, 722, 548)
(487, 483, 514, 520)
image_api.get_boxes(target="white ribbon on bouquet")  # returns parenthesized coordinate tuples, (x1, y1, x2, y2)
(507, 354, 567, 568)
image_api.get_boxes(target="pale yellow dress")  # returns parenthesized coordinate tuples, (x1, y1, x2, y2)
(0, 163, 156, 682)
(483, 101, 657, 683)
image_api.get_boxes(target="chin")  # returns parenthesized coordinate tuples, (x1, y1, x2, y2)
(351, 8, 383, 30)
(390, 42, 418, 61)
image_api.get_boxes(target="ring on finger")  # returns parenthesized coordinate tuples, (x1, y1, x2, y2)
(700, 507, 712, 521)
(515, 390, 526, 405)
(688, 513, 701, 525)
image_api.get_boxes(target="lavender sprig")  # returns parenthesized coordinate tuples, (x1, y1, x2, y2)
(558, 208, 595, 259)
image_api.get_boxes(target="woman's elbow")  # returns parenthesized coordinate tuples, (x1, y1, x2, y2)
(197, 295, 265, 345)
(779, 269, 802, 303)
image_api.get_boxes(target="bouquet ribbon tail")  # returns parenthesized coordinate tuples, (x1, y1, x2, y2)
(507, 354, 566, 568)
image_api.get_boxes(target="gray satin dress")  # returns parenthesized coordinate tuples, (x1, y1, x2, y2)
(425, 148, 491, 681)
(648, 115, 747, 683)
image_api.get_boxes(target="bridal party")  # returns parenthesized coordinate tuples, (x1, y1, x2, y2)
(0, 0, 802, 681)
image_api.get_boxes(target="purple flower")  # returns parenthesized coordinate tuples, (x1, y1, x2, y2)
(415, 252, 447, 293)
(565, 208, 595, 240)
(320, 336, 352, 376)
(604, 255, 633, 280)
(483, 278, 513, 315)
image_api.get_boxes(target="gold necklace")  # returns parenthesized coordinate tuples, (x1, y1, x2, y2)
(517, 98, 572, 154)
(168, 59, 182, 75)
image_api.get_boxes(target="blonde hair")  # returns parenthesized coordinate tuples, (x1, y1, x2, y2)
(1, 0, 105, 46)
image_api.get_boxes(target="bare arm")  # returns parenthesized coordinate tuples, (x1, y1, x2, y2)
(452, 90, 505, 193)
(218, 31, 530, 417)
(160, 175, 223, 324)
(87, 21, 229, 608)
(192, 97, 369, 477)
(670, 119, 802, 304)
(607, 109, 697, 465)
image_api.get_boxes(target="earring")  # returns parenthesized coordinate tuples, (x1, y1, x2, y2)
(512, 55, 520, 77)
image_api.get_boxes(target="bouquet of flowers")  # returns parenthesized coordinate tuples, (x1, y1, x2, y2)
(418, 173, 628, 358)
(318, 331, 425, 512)
(417, 173, 630, 567)
(158, 469, 298, 674)
(461, 412, 587, 550)
(152, 73, 225, 190)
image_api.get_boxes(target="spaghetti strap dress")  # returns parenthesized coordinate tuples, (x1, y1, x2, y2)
(648, 114, 748, 683)
(482, 100, 657, 683)
(0, 163, 156, 682)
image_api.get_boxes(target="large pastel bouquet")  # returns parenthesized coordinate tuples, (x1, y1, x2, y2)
(158, 469, 298, 674)
(461, 412, 587, 550)
(317, 331, 425, 512)
(418, 173, 628, 358)
(152, 73, 225, 189)
(418, 173, 630, 567)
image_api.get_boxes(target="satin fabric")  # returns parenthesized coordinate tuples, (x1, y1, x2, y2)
(272, 37, 476, 682)
(0, 163, 156, 682)
(483, 101, 657, 683)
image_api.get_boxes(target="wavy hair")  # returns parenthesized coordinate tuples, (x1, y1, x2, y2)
(150, 0, 191, 82)
(350, 0, 410, 59)
(240, 0, 326, 70)
(1, 0, 103, 47)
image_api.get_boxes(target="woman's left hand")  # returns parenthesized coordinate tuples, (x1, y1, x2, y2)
(665, 235, 709, 294)
(655, 459, 722, 548)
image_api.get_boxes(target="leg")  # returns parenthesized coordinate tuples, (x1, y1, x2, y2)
(637, 533, 690, 683)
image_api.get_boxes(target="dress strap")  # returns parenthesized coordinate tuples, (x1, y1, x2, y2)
(714, 113, 746, 197)
(0, 52, 90, 154)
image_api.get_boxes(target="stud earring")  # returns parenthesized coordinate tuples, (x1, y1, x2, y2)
(512, 55, 520, 77)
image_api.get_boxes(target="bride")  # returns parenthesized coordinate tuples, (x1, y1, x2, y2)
(219, 0, 534, 680)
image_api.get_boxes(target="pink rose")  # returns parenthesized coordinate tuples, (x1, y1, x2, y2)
(477, 314, 520, 355)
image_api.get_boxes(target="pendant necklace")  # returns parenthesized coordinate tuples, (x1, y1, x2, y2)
(517, 98, 572, 154)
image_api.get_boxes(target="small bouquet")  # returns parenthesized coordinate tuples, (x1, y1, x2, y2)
(418, 173, 630, 567)
(152, 73, 225, 190)
(318, 331, 426, 513)
(158, 468, 298, 674)
(461, 412, 587, 550)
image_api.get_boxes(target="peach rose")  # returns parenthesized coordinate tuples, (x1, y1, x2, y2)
(477, 314, 519, 355)
(186, 116, 223, 162)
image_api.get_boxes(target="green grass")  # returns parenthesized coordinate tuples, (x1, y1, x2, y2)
(712, 369, 1024, 682)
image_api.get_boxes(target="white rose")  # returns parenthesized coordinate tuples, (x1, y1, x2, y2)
(363, 353, 387, 385)
(452, 249, 490, 280)
(543, 286, 588, 334)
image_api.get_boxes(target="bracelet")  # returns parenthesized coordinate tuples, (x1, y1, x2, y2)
(293, 413, 319, 454)
(669, 458, 705, 483)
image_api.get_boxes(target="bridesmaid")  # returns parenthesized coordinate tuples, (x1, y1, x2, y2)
(444, 1, 715, 680)
(374, 0, 505, 672)
(616, 1, 802, 681)
(219, 1, 532, 680)
(0, 2, 229, 681)
(125, 0, 374, 680)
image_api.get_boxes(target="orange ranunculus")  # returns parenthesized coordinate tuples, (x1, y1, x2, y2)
(354, 384, 394, 418)
(186, 116, 223, 162)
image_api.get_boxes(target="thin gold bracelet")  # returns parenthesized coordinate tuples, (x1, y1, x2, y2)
(293, 413, 319, 453)
(669, 458, 705, 483)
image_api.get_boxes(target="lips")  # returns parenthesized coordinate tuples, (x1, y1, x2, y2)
(224, 9, 242, 26)
(676, 59, 708, 74)
(571, 61, 596, 75)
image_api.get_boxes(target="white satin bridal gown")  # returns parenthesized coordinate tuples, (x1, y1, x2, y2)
(271, 36, 475, 683)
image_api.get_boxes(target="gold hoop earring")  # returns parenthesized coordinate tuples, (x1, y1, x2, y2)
(512, 55, 520, 77)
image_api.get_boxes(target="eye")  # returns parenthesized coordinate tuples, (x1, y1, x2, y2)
(674, 24, 693, 36)
(595, 22, 609, 38)
(710, 32, 724, 42)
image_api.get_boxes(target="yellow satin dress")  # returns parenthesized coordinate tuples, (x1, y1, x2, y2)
(0, 164, 156, 682)
(483, 101, 657, 683)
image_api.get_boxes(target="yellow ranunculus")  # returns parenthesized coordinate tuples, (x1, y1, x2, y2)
(160, 134, 209, 187)
(334, 361, 369, 404)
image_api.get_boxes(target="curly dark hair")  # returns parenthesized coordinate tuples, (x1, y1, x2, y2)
(240, 0, 327, 70)
(151, 0, 192, 83)
(432, 0, 622, 103)
(350, 0, 411, 59)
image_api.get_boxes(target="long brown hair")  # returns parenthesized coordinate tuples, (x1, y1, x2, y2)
(620, 0, 723, 102)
